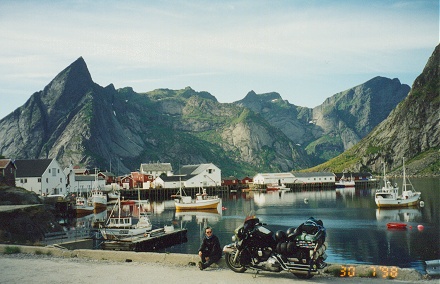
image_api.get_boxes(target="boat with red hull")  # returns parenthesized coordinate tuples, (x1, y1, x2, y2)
(387, 222, 407, 229)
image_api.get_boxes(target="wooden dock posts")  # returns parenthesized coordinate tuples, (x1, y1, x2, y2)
(120, 186, 229, 200)
(119, 181, 378, 200)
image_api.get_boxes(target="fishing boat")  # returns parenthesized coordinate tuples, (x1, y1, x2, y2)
(74, 195, 94, 217)
(100, 197, 153, 240)
(88, 172, 107, 210)
(173, 187, 221, 211)
(89, 189, 107, 210)
(335, 173, 355, 188)
(266, 183, 290, 192)
(375, 158, 421, 208)
(107, 190, 120, 201)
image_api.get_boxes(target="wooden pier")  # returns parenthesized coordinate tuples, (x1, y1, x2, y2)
(120, 186, 228, 200)
(101, 227, 188, 252)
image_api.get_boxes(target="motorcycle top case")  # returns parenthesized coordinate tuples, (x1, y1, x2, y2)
(288, 217, 326, 242)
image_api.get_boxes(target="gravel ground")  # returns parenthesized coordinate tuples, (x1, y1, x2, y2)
(0, 254, 434, 284)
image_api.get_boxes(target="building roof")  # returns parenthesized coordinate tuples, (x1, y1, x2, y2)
(15, 159, 53, 178)
(140, 163, 173, 172)
(292, 172, 335, 178)
(160, 175, 193, 182)
(255, 172, 295, 178)
(0, 159, 15, 169)
(177, 163, 217, 175)
(74, 175, 104, 182)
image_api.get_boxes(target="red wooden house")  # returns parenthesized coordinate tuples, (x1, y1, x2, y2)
(0, 159, 17, 187)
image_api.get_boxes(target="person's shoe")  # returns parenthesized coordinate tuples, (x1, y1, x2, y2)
(197, 261, 205, 270)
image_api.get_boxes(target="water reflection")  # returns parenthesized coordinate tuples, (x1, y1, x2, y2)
(253, 189, 336, 206)
(376, 207, 422, 222)
(62, 178, 439, 273)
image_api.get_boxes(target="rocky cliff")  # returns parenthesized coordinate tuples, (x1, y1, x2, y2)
(309, 44, 440, 175)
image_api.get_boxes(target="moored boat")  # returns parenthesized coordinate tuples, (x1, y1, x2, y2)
(266, 183, 290, 192)
(335, 173, 355, 188)
(374, 158, 421, 208)
(89, 189, 107, 210)
(74, 196, 94, 217)
(100, 197, 153, 240)
(387, 222, 407, 229)
(173, 187, 221, 211)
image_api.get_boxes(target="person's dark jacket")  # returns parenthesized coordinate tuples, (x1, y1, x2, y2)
(199, 234, 222, 258)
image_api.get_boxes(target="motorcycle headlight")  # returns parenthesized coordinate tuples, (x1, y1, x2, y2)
(232, 235, 236, 242)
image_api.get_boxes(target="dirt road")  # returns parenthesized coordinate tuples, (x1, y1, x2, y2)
(0, 254, 432, 284)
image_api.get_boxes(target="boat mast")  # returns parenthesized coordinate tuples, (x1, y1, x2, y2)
(402, 157, 406, 193)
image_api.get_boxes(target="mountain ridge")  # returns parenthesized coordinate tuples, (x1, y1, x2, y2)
(1, 49, 432, 177)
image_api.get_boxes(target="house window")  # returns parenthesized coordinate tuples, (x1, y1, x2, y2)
(38, 178, 41, 183)
(60, 178, 62, 183)
(52, 168, 56, 176)
(46, 178, 48, 183)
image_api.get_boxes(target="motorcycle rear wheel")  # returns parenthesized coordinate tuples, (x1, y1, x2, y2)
(224, 252, 247, 273)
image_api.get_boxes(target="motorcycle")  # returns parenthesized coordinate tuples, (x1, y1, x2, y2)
(222, 215, 328, 279)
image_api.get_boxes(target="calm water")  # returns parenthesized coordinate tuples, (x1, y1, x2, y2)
(75, 178, 439, 272)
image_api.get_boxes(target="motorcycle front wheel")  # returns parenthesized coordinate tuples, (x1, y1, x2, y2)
(224, 252, 247, 273)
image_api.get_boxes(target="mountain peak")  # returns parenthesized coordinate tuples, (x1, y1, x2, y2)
(42, 57, 94, 104)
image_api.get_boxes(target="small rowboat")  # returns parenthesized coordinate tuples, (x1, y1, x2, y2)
(387, 222, 407, 229)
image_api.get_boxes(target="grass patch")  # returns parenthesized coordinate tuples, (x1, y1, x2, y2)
(4, 246, 21, 254)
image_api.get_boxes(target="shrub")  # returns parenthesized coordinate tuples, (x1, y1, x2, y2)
(4, 246, 21, 254)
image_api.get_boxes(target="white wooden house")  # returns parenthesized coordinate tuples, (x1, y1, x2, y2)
(15, 159, 67, 196)
(140, 162, 173, 179)
(153, 163, 221, 189)
(70, 175, 106, 195)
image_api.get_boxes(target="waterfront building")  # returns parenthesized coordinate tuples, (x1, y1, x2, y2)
(15, 159, 67, 196)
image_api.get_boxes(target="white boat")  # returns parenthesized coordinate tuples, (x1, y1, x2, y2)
(100, 197, 153, 240)
(374, 158, 421, 208)
(88, 172, 107, 210)
(107, 190, 120, 201)
(173, 187, 221, 211)
(335, 173, 355, 188)
(89, 189, 107, 210)
(74, 195, 94, 217)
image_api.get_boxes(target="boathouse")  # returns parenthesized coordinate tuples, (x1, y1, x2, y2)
(253, 172, 296, 185)
(291, 172, 335, 184)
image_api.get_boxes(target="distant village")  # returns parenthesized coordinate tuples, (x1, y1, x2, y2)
(0, 158, 375, 197)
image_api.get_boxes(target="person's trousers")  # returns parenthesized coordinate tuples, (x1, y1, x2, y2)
(200, 252, 221, 268)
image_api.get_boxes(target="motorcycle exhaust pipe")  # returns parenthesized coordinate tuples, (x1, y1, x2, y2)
(288, 269, 319, 275)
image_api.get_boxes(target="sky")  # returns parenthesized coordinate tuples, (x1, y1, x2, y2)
(0, 0, 438, 119)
